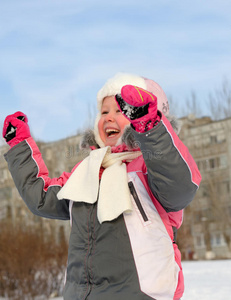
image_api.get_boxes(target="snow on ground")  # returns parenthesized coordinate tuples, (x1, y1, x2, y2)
(182, 260, 231, 300)
(1, 260, 230, 300)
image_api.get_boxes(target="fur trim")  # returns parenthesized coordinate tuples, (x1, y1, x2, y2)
(121, 126, 139, 150)
(94, 113, 105, 148)
(97, 73, 146, 111)
(80, 115, 181, 150)
(122, 115, 181, 149)
(166, 115, 182, 135)
(79, 129, 99, 149)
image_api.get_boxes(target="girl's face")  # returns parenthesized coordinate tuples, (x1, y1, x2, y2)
(98, 96, 130, 147)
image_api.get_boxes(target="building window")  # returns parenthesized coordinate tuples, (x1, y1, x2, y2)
(215, 234, 221, 245)
(219, 155, 227, 169)
(195, 234, 204, 248)
(209, 158, 216, 169)
(197, 236, 202, 246)
(211, 233, 224, 247)
(210, 136, 217, 144)
(222, 181, 230, 195)
(217, 132, 226, 143)
(198, 156, 227, 171)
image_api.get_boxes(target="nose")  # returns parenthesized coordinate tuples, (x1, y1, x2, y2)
(105, 111, 115, 122)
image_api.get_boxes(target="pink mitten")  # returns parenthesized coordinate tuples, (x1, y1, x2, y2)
(115, 85, 160, 133)
(2, 111, 31, 148)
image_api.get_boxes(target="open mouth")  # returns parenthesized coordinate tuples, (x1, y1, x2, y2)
(105, 128, 120, 138)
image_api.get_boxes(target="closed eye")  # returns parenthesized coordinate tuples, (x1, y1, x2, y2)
(101, 111, 108, 115)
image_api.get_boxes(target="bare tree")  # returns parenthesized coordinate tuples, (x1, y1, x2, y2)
(203, 174, 231, 253)
(168, 90, 201, 118)
(208, 77, 231, 120)
(183, 90, 201, 117)
(167, 95, 180, 117)
(0, 219, 68, 299)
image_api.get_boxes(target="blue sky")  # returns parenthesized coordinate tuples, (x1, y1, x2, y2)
(0, 0, 231, 143)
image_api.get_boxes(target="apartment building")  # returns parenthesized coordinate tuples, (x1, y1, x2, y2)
(179, 115, 231, 259)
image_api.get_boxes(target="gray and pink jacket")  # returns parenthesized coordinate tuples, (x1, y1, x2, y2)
(4, 114, 201, 300)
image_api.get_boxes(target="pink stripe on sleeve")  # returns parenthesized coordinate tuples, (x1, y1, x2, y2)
(161, 115, 201, 187)
(26, 137, 71, 192)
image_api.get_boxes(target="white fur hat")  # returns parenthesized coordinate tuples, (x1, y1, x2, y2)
(94, 72, 169, 147)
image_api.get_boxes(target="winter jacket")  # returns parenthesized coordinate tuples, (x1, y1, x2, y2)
(4, 114, 201, 300)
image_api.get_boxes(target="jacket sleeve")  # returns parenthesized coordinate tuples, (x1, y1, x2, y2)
(4, 137, 70, 220)
(132, 114, 201, 212)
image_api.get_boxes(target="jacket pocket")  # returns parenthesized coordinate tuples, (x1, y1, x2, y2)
(128, 181, 149, 222)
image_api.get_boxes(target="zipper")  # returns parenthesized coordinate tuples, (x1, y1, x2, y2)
(84, 204, 95, 299)
(128, 181, 149, 222)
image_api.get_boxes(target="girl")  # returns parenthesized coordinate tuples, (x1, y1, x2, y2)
(3, 73, 201, 300)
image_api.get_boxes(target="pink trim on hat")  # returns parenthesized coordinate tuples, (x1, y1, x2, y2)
(143, 78, 169, 115)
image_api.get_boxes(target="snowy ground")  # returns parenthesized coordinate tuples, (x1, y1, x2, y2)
(1, 260, 230, 299)
(181, 259, 231, 300)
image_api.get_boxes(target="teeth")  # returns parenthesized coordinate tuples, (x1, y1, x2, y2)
(106, 129, 119, 133)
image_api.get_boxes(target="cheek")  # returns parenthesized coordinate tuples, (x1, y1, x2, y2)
(98, 118, 105, 140)
(118, 116, 130, 130)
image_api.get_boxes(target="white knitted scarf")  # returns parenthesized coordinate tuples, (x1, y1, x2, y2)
(57, 146, 142, 223)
